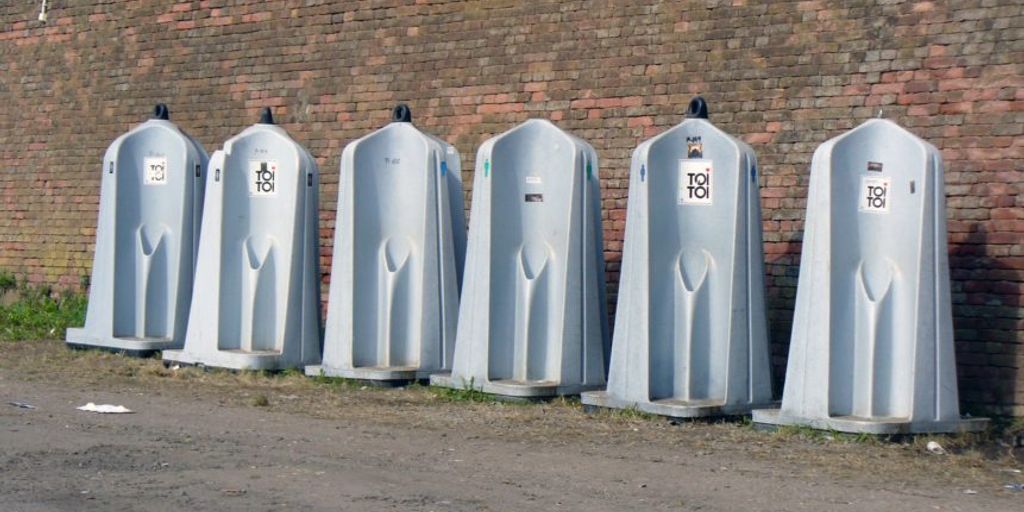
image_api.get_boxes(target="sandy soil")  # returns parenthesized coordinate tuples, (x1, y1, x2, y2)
(0, 339, 1021, 512)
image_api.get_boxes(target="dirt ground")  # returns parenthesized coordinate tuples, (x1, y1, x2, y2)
(0, 340, 1021, 512)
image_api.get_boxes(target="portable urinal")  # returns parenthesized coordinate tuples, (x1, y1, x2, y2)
(752, 118, 988, 434)
(307, 104, 467, 384)
(582, 97, 774, 418)
(163, 108, 321, 371)
(430, 118, 609, 398)
(66, 104, 208, 356)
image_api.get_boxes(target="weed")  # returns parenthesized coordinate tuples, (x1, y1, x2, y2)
(309, 372, 365, 391)
(0, 271, 16, 292)
(0, 281, 87, 342)
(431, 378, 495, 403)
(618, 405, 659, 421)
(279, 368, 305, 379)
(775, 424, 832, 441)
(554, 395, 581, 408)
(251, 394, 270, 407)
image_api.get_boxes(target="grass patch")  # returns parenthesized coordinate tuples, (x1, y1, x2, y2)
(617, 405, 660, 421)
(0, 270, 16, 292)
(774, 424, 837, 442)
(430, 378, 498, 403)
(0, 277, 87, 342)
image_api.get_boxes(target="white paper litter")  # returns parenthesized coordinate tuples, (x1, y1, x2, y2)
(926, 441, 946, 455)
(76, 403, 134, 414)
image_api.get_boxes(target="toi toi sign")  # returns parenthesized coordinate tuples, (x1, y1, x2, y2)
(679, 160, 713, 206)
(859, 176, 890, 213)
(250, 160, 277, 196)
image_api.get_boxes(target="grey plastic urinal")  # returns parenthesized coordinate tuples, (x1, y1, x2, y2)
(753, 119, 988, 434)
(582, 97, 774, 418)
(430, 119, 609, 398)
(308, 105, 466, 383)
(67, 104, 207, 356)
(163, 108, 321, 371)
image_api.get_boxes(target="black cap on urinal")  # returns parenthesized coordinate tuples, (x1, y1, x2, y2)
(258, 107, 275, 125)
(392, 103, 412, 123)
(685, 96, 709, 119)
(152, 103, 170, 120)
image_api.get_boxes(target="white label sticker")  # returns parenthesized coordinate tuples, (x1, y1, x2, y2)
(249, 160, 277, 196)
(144, 157, 168, 185)
(859, 176, 891, 213)
(679, 159, 713, 205)
(525, 176, 542, 185)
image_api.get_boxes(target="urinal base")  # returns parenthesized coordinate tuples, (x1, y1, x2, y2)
(65, 328, 175, 358)
(304, 365, 431, 386)
(751, 408, 989, 435)
(429, 372, 602, 399)
(580, 390, 776, 419)
(162, 348, 301, 372)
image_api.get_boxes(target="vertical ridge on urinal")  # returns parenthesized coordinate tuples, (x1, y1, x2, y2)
(433, 151, 448, 370)
(239, 242, 256, 352)
(743, 151, 773, 408)
(376, 249, 392, 367)
(135, 227, 161, 338)
(240, 237, 277, 353)
(514, 242, 550, 382)
(931, 153, 943, 422)
(609, 146, 650, 404)
(673, 250, 711, 401)
(140, 227, 170, 339)
(513, 256, 532, 382)
(378, 237, 413, 367)
(673, 263, 693, 401)
(579, 152, 589, 385)
(854, 259, 895, 418)
(252, 246, 277, 353)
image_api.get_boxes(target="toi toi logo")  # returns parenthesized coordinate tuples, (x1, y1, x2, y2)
(250, 160, 278, 196)
(679, 160, 713, 206)
(859, 176, 890, 213)
(144, 156, 168, 185)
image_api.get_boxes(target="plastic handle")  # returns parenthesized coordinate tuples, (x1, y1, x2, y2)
(685, 96, 709, 119)
(258, 107, 275, 125)
(392, 103, 412, 123)
(152, 104, 170, 120)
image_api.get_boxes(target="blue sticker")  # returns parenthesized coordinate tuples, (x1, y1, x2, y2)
(441, 161, 448, 176)
(586, 161, 592, 180)
(484, 160, 490, 177)
(640, 164, 646, 182)
(751, 166, 757, 182)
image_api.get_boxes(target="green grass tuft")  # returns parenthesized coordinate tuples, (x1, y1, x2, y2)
(431, 378, 496, 403)
(618, 404, 659, 421)
(0, 271, 16, 292)
(0, 281, 87, 342)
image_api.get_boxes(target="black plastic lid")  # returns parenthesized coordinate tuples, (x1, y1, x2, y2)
(258, 107, 275, 125)
(685, 96, 709, 119)
(152, 103, 170, 120)
(392, 103, 412, 123)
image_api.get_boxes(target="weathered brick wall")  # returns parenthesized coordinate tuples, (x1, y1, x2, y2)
(1, 1, 1021, 414)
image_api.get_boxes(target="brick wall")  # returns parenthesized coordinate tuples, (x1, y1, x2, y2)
(1, 1, 1021, 414)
